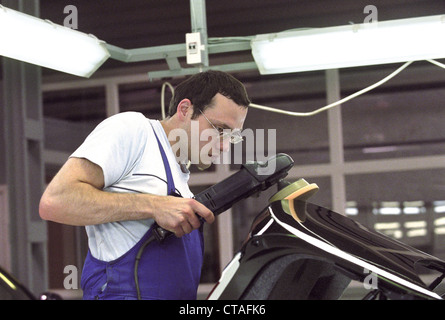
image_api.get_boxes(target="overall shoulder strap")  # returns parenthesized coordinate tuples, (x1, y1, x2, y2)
(150, 122, 176, 196)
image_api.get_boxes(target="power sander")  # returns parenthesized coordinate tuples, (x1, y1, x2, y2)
(152, 153, 295, 242)
(134, 153, 294, 299)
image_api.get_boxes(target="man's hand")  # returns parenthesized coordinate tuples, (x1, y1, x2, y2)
(151, 195, 214, 237)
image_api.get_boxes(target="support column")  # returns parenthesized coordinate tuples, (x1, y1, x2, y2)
(326, 69, 346, 215)
(2, 0, 48, 294)
(105, 82, 120, 117)
(189, 0, 209, 67)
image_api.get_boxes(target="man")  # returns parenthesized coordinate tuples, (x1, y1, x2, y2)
(39, 70, 250, 300)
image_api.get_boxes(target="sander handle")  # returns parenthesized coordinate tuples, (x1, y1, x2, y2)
(151, 153, 294, 242)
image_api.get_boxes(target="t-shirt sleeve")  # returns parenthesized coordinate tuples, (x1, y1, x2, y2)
(70, 112, 149, 188)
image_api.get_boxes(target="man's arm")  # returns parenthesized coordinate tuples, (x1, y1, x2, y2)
(39, 157, 214, 237)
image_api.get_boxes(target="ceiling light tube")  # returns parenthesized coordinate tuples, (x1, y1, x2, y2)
(251, 15, 445, 74)
(0, 5, 110, 77)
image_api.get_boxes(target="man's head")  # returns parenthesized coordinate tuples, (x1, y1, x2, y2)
(165, 70, 250, 170)
(168, 70, 251, 119)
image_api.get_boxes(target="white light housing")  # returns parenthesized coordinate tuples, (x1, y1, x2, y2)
(251, 15, 445, 74)
(0, 5, 110, 77)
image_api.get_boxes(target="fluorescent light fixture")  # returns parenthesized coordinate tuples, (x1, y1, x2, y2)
(0, 5, 110, 77)
(251, 15, 445, 74)
(435, 217, 445, 226)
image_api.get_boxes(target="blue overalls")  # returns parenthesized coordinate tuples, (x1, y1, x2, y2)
(80, 128, 204, 300)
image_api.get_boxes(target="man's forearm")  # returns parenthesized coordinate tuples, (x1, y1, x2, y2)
(39, 180, 214, 237)
(39, 181, 157, 226)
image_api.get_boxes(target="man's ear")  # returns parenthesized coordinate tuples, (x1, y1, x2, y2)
(176, 99, 193, 121)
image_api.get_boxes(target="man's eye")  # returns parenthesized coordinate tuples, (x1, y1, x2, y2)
(217, 127, 225, 135)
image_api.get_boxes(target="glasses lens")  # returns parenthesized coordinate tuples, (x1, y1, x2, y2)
(230, 130, 243, 144)
(200, 109, 243, 145)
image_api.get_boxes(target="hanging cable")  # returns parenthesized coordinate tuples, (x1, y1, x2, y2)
(249, 61, 414, 117)
(160, 59, 445, 119)
(427, 59, 445, 70)
(161, 82, 175, 120)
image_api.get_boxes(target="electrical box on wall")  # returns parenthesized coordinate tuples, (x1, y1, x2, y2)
(186, 32, 205, 65)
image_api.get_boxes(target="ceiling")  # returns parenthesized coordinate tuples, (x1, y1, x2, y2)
(2, 0, 445, 122)
(0, 0, 442, 81)
(35, 0, 445, 75)
(37, 0, 444, 47)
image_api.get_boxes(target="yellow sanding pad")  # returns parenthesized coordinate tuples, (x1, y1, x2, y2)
(269, 179, 319, 222)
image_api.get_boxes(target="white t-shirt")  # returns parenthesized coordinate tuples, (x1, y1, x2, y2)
(70, 112, 193, 261)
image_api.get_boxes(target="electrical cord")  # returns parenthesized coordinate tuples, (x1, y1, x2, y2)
(248, 60, 414, 117)
(161, 59, 445, 119)
(134, 235, 156, 300)
(161, 82, 174, 120)
(427, 59, 445, 70)
(249, 59, 445, 117)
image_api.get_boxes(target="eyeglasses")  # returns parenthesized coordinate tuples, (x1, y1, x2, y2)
(199, 109, 243, 144)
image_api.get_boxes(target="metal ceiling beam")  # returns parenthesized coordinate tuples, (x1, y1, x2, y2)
(147, 61, 257, 81)
(105, 0, 257, 80)
(106, 43, 186, 63)
(106, 40, 252, 63)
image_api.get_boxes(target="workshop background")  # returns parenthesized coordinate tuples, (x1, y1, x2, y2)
(1, 0, 445, 299)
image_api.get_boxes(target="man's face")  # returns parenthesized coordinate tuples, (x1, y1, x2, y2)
(191, 93, 248, 170)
